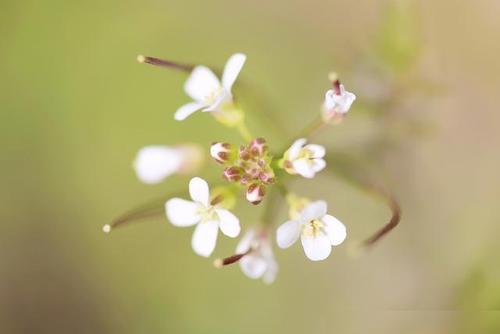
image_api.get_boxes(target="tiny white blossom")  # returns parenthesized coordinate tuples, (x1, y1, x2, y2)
(276, 201, 346, 261)
(282, 138, 326, 179)
(236, 229, 278, 284)
(134, 144, 203, 184)
(166, 177, 240, 257)
(174, 53, 246, 121)
(322, 83, 356, 119)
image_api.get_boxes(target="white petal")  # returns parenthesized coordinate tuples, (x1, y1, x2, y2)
(322, 214, 347, 246)
(287, 138, 307, 160)
(174, 102, 205, 121)
(262, 259, 278, 284)
(301, 201, 328, 222)
(191, 220, 219, 257)
(276, 220, 301, 248)
(189, 177, 210, 206)
(301, 233, 332, 261)
(201, 90, 230, 112)
(165, 198, 201, 226)
(222, 53, 246, 92)
(134, 146, 182, 184)
(311, 159, 326, 173)
(240, 255, 267, 279)
(184, 66, 221, 102)
(216, 208, 240, 238)
(305, 144, 325, 158)
(236, 229, 256, 253)
(324, 90, 337, 110)
(292, 159, 315, 178)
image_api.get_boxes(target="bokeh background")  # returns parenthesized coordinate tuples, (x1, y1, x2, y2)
(1, 0, 500, 333)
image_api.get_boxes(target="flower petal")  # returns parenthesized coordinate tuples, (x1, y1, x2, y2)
(134, 146, 182, 184)
(165, 198, 201, 226)
(201, 90, 229, 112)
(301, 201, 328, 222)
(184, 66, 221, 102)
(276, 220, 301, 248)
(311, 158, 326, 173)
(322, 214, 347, 246)
(262, 259, 278, 284)
(222, 53, 246, 92)
(236, 229, 256, 253)
(191, 220, 219, 257)
(301, 233, 332, 261)
(174, 102, 206, 121)
(240, 255, 267, 279)
(324, 90, 337, 110)
(292, 159, 315, 178)
(216, 208, 240, 238)
(189, 177, 210, 206)
(287, 138, 307, 160)
(305, 144, 325, 159)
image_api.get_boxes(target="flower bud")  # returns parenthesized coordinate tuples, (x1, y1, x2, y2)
(246, 183, 266, 205)
(210, 142, 232, 164)
(223, 166, 243, 182)
(249, 138, 267, 156)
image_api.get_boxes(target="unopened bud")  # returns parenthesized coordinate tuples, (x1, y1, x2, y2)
(210, 142, 232, 164)
(246, 183, 266, 205)
(223, 166, 243, 182)
(249, 138, 268, 156)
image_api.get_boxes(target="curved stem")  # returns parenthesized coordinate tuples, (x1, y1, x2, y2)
(325, 153, 401, 249)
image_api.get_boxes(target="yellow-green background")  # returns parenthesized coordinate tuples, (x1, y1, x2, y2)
(1, 0, 499, 333)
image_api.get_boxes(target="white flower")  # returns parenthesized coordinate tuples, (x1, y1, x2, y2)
(282, 138, 326, 179)
(174, 53, 246, 121)
(134, 144, 203, 184)
(166, 177, 241, 257)
(276, 201, 346, 261)
(322, 84, 356, 118)
(236, 229, 278, 284)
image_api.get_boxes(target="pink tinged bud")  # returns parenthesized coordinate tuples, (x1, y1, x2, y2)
(249, 138, 268, 156)
(223, 166, 243, 182)
(210, 142, 232, 164)
(246, 183, 266, 205)
(259, 172, 275, 184)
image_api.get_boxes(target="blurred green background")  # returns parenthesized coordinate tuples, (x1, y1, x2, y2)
(1, 0, 500, 333)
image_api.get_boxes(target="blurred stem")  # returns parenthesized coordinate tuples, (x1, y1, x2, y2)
(278, 116, 326, 153)
(325, 153, 401, 249)
(236, 121, 253, 141)
(261, 187, 282, 226)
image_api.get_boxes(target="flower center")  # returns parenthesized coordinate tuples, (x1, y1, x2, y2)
(197, 204, 217, 222)
(204, 87, 224, 104)
(302, 219, 324, 237)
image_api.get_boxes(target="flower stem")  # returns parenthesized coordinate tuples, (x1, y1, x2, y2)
(236, 121, 253, 142)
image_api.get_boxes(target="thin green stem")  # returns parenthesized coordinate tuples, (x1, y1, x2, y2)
(236, 121, 253, 142)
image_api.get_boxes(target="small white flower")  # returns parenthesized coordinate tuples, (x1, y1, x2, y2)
(282, 138, 326, 179)
(134, 145, 203, 184)
(276, 201, 346, 261)
(322, 84, 356, 118)
(166, 177, 240, 257)
(174, 53, 246, 121)
(236, 229, 278, 284)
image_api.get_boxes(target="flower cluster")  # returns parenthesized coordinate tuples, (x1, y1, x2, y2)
(110, 52, 359, 284)
(212, 138, 275, 205)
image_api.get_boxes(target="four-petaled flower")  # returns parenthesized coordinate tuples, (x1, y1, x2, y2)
(276, 200, 346, 261)
(281, 138, 326, 179)
(174, 53, 247, 123)
(134, 144, 203, 184)
(322, 75, 356, 120)
(166, 177, 241, 257)
(236, 229, 278, 284)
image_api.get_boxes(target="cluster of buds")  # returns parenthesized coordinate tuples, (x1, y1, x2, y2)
(211, 138, 275, 205)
